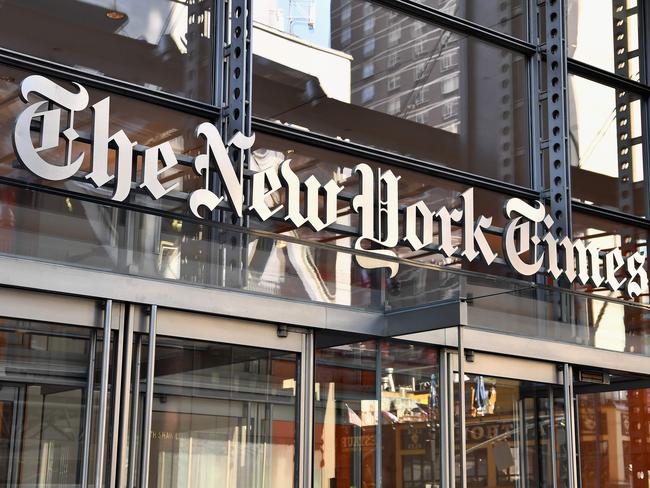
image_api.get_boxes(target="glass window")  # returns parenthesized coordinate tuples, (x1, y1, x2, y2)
(314, 338, 378, 488)
(441, 49, 459, 71)
(387, 98, 401, 115)
(341, 2, 352, 21)
(388, 74, 400, 91)
(314, 338, 441, 488)
(459, 373, 566, 488)
(0, 64, 206, 216)
(252, 0, 531, 186)
(341, 26, 351, 45)
(249, 133, 518, 285)
(388, 51, 400, 68)
(362, 62, 374, 79)
(0, 319, 99, 486)
(0, 0, 214, 101)
(413, 0, 527, 39)
(577, 375, 650, 488)
(364, 16, 375, 33)
(567, 0, 642, 81)
(572, 210, 649, 306)
(569, 74, 645, 216)
(441, 74, 459, 94)
(363, 37, 375, 57)
(381, 342, 441, 488)
(361, 85, 375, 103)
(142, 337, 298, 487)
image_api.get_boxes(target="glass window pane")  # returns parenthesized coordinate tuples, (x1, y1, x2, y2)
(577, 376, 650, 488)
(412, 0, 527, 39)
(143, 337, 298, 487)
(572, 210, 649, 305)
(569, 74, 645, 216)
(0, 0, 214, 101)
(381, 342, 441, 488)
(567, 0, 642, 81)
(458, 373, 567, 488)
(0, 64, 206, 217)
(251, 133, 517, 282)
(252, 0, 531, 186)
(0, 319, 94, 486)
(314, 338, 378, 488)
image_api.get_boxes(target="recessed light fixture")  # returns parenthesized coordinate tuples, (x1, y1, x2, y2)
(106, 1, 126, 20)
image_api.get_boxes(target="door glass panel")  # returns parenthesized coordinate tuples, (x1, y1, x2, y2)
(459, 372, 567, 488)
(0, 318, 94, 487)
(314, 339, 378, 488)
(141, 336, 298, 487)
(381, 342, 441, 488)
(576, 372, 650, 488)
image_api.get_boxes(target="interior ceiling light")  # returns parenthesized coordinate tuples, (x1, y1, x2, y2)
(106, 0, 127, 20)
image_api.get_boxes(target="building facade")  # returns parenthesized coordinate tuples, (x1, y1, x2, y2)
(0, 0, 649, 487)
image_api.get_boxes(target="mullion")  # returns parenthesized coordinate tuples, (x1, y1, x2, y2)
(567, 57, 650, 97)
(252, 117, 540, 202)
(369, 0, 536, 55)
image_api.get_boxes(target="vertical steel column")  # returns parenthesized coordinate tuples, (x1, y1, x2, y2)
(375, 341, 382, 488)
(139, 305, 157, 488)
(127, 334, 142, 488)
(94, 299, 113, 488)
(219, 0, 253, 289)
(549, 386, 558, 488)
(562, 364, 578, 488)
(613, 0, 635, 216)
(108, 307, 126, 488)
(457, 327, 467, 488)
(114, 305, 134, 488)
(80, 329, 97, 488)
(544, 0, 572, 241)
(439, 351, 453, 488)
(298, 331, 314, 488)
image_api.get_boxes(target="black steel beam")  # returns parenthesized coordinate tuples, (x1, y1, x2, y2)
(0, 48, 220, 120)
(252, 117, 540, 201)
(369, 0, 537, 56)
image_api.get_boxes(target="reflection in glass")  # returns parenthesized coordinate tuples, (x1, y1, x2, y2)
(0, 0, 214, 101)
(251, 133, 515, 281)
(142, 337, 298, 487)
(253, 0, 530, 185)
(0, 64, 206, 213)
(569, 74, 645, 215)
(412, 0, 526, 38)
(567, 0, 641, 81)
(381, 342, 440, 488)
(459, 373, 566, 488)
(577, 377, 650, 488)
(0, 319, 94, 486)
(314, 338, 441, 488)
(314, 339, 378, 488)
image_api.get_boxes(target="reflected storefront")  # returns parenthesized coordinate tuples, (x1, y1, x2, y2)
(0, 0, 650, 487)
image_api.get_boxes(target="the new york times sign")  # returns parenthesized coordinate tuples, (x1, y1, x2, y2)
(11, 75, 649, 297)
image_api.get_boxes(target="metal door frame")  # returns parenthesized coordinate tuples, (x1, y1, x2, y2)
(128, 303, 312, 488)
(440, 330, 577, 488)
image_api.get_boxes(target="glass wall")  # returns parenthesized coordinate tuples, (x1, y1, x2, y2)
(252, 0, 530, 185)
(0, 0, 214, 101)
(0, 318, 98, 486)
(314, 337, 441, 488)
(576, 374, 650, 488)
(138, 337, 298, 487)
(567, 0, 642, 81)
(569, 75, 645, 216)
(411, 0, 527, 38)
